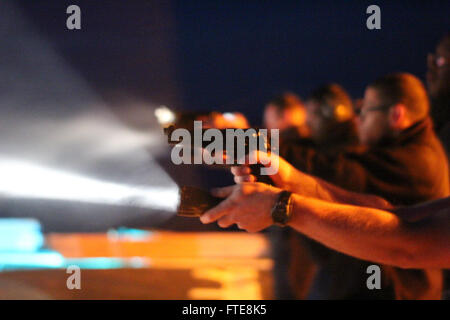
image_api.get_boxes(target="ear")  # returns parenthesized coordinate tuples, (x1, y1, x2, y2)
(389, 104, 408, 129)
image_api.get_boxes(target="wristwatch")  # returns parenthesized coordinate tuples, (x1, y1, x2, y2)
(271, 190, 293, 227)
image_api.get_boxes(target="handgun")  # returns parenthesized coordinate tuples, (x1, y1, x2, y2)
(177, 186, 223, 217)
(163, 124, 276, 166)
(156, 109, 275, 218)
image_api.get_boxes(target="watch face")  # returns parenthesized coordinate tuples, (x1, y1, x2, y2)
(271, 191, 292, 226)
(273, 206, 288, 225)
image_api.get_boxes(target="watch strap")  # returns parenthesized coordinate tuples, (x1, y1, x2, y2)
(271, 190, 293, 227)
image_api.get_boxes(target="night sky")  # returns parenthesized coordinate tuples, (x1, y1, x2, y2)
(17, 0, 450, 125)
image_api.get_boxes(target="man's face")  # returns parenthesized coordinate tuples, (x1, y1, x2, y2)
(357, 87, 391, 146)
(306, 100, 327, 141)
(427, 37, 450, 98)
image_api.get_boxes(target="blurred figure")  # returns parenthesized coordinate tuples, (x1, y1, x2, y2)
(263, 92, 309, 299)
(426, 32, 450, 299)
(427, 32, 450, 153)
(270, 85, 358, 299)
(280, 73, 449, 299)
(305, 83, 357, 147)
(358, 75, 430, 147)
(263, 92, 309, 138)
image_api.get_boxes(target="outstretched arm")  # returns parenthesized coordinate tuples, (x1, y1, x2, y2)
(287, 194, 450, 269)
(200, 183, 450, 269)
(233, 151, 392, 209)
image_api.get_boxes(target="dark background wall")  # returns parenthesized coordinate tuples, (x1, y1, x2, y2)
(17, 0, 450, 125)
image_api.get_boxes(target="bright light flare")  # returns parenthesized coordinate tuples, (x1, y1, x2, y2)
(154, 106, 176, 125)
(222, 112, 236, 121)
(0, 159, 179, 212)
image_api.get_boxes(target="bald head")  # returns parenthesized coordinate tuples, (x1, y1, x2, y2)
(368, 73, 430, 124)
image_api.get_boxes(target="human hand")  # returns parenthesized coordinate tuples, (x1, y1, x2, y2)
(200, 182, 280, 232)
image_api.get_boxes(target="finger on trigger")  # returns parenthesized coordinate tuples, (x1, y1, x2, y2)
(200, 198, 234, 224)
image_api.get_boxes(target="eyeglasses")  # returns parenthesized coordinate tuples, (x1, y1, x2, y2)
(357, 104, 392, 120)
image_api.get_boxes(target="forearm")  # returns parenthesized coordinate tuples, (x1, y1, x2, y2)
(312, 175, 393, 209)
(271, 154, 392, 209)
(287, 194, 449, 268)
(277, 165, 392, 209)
